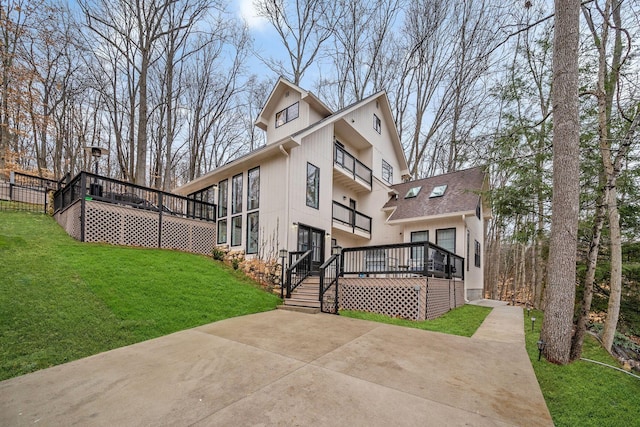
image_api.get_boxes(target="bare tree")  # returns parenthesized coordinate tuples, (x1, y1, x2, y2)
(541, 0, 580, 365)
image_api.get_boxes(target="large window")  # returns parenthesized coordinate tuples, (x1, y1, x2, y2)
(474, 240, 481, 267)
(275, 102, 299, 127)
(218, 179, 228, 218)
(217, 219, 227, 244)
(382, 159, 393, 184)
(306, 162, 319, 209)
(247, 167, 260, 211)
(246, 212, 259, 254)
(232, 173, 243, 214)
(231, 216, 242, 246)
(436, 228, 456, 253)
(411, 230, 429, 261)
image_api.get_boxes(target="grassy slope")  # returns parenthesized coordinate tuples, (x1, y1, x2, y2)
(525, 310, 640, 426)
(0, 211, 280, 381)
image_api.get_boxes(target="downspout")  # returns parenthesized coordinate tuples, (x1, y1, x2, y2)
(462, 214, 468, 303)
(279, 145, 290, 250)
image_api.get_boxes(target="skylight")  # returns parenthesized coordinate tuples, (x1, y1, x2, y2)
(429, 184, 447, 198)
(405, 186, 422, 198)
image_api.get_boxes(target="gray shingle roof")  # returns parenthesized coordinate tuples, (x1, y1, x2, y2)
(384, 166, 486, 221)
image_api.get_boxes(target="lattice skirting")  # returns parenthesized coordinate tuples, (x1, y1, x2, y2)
(55, 200, 215, 256)
(338, 277, 465, 321)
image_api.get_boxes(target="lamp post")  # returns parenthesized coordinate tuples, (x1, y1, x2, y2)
(537, 339, 546, 361)
(279, 249, 288, 299)
(531, 316, 536, 332)
(331, 246, 342, 314)
(84, 146, 108, 197)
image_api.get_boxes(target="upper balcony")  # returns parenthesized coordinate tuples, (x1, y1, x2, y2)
(333, 143, 372, 193)
(332, 200, 371, 240)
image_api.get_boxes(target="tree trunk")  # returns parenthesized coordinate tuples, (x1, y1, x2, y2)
(540, 0, 580, 365)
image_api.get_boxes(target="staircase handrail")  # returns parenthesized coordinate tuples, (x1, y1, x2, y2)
(285, 249, 313, 298)
(319, 254, 340, 314)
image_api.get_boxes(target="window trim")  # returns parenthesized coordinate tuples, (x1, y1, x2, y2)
(436, 227, 456, 253)
(247, 167, 260, 211)
(474, 240, 481, 268)
(246, 212, 259, 254)
(382, 159, 393, 184)
(306, 162, 320, 209)
(231, 173, 243, 215)
(275, 102, 300, 128)
(217, 179, 228, 218)
(231, 215, 242, 247)
(217, 219, 228, 244)
(373, 113, 381, 134)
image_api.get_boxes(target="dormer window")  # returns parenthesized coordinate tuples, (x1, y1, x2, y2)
(405, 186, 421, 198)
(275, 102, 299, 128)
(429, 185, 447, 198)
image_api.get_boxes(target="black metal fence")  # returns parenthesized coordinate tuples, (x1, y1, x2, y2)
(319, 254, 340, 314)
(0, 171, 61, 213)
(53, 171, 216, 221)
(285, 250, 313, 297)
(341, 241, 464, 280)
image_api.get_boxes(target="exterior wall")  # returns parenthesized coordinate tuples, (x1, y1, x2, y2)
(464, 211, 485, 301)
(336, 277, 464, 320)
(265, 90, 304, 144)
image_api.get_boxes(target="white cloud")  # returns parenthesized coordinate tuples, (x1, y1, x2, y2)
(238, 0, 268, 31)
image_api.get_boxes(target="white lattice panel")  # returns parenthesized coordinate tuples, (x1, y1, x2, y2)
(161, 217, 190, 252)
(339, 278, 426, 320)
(85, 202, 124, 244)
(123, 211, 159, 248)
(189, 222, 215, 255)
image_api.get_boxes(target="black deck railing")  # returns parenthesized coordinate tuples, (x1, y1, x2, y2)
(285, 250, 313, 298)
(319, 254, 340, 314)
(332, 201, 372, 235)
(341, 241, 464, 280)
(334, 142, 372, 187)
(0, 171, 60, 213)
(53, 171, 216, 221)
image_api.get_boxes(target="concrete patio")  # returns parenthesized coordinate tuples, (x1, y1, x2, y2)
(0, 303, 552, 426)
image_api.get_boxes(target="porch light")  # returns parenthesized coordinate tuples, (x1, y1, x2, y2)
(537, 339, 546, 361)
(332, 246, 342, 256)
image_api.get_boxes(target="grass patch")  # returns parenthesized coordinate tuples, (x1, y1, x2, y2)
(340, 304, 492, 337)
(525, 310, 640, 426)
(0, 211, 280, 381)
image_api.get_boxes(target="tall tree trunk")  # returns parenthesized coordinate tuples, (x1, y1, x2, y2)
(540, 0, 580, 365)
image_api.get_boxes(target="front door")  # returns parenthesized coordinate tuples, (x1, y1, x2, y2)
(297, 224, 325, 271)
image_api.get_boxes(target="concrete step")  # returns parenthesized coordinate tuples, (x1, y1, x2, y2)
(276, 305, 320, 314)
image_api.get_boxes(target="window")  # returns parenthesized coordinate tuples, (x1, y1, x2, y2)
(436, 228, 456, 253)
(231, 216, 242, 246)
(373, 114, 381, 134)
(306, 162, 319, 209)
(275, 102, 299, 127)
(246, 212, 259, 254)
(429, 184, 447, 198)
(382, 160, 393, 184)
(474, 240, 481, 267)
(188, 185, 216, 220)
(217, 179, 228, 218)
(217, 219, 227, 244)
(411, 230, 429, 261)
(405, 186, 421, 198)
(247, 167, 260, 211)
(232, 173, 242, 214)
(476, 200, 481, 219)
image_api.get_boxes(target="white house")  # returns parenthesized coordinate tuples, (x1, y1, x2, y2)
(175, 78, 490, 300)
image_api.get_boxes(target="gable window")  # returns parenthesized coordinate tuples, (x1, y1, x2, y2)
(382, 160, 393, 184)
(231, 216, 242, 246)
(232, 173, 243, 214)
(411, 230, 429, 261)
(475, 240, 481, 267)
(476, 200, 481, 219)
(436, 228, 456, 253)
(247, 212, 259, 254)
(430, 184, 447, 198)
(217, 219, 227, 244)
(306, 162, 320, 209)
(405, 186, 421, 199)
(218, 179, 228, 218)
(373, 113, 381, 134)
(275, 102, 299, 128)
(247, 167, 260, 211)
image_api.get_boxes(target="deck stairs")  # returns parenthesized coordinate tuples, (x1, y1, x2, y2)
(278, 275, 321, 314)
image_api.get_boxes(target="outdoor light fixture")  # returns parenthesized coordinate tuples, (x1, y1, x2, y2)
(84, 146, 108, 175)
(332, 245, 342, 256)
(531, 317, 536, 332)
(537, 339, 546, 361)
(527, 307, 531, 317)
(279, 249, 288, 299)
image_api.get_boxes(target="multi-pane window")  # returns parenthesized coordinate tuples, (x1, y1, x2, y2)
(382, 159, 393, 184)
(218, 179, 228, 218)
(231, 216, 242, 246)
(436, 228, 456, 253)
(247, 167, 260, 211)
(474, 240, 481, 267)
(306, 162, 319, 209)
(373, 114, 381, 133)
(232, 173, 242, 214)
(217, 219, 227, 244)
(246, 212, 259, 254)
(411, 230, 429, 261)
(275, 102, 299, 127)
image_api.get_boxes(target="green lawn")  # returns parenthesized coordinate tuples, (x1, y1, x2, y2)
(340, 304, 492, 337)
(0, 211, 281, 381)
(525, 310, 640, 426)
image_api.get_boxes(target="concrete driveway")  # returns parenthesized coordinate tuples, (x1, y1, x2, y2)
(0, 304, 552, 426)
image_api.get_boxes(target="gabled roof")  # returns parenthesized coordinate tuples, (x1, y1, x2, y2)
(383, 166, 488, 222)
(255, 77, 332, 131)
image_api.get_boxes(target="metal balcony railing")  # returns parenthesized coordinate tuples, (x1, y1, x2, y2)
(332, 201, 372, 235)
(334, 143, 372, 187)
